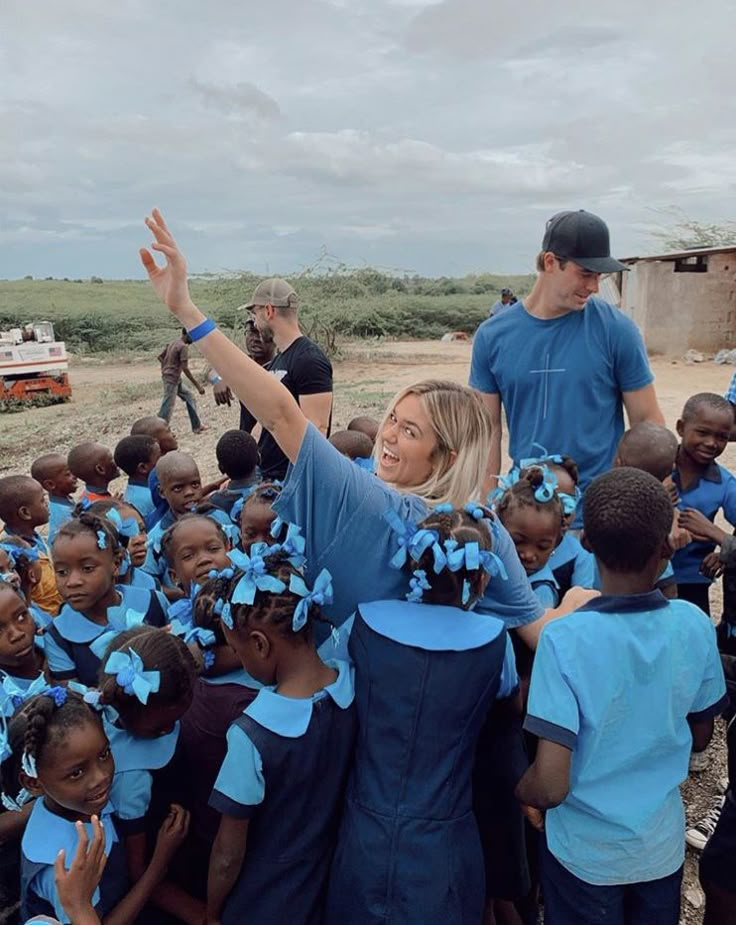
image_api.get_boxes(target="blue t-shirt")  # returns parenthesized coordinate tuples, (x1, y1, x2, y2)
(672, 460, 736, 585)
(48, 496, 74, 545)
(525, 591, 727, 886)
(469, 298, 654, 526)
(124, 480, 155, 520)
(274, 425, 543, 630)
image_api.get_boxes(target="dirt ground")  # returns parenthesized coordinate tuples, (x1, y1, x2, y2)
(2, 341, 735, 923)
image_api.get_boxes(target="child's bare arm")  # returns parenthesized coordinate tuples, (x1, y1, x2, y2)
(515, 739, 572, 811)
(207, 815, 250, 925)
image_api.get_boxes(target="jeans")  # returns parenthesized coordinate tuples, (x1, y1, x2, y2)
(541, 837, 682, 925)
(159, 377, 202, 431)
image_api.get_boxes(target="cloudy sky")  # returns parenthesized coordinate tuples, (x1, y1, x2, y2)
(2, 0, 735, 279)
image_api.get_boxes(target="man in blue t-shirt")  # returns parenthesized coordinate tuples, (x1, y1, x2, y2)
(470, 210, 664, 526)
(489, 287, 514, 317)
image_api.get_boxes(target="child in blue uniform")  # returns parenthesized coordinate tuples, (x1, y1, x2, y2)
(0, 686, 187, 924)
(45, 513, 168, 686)
(114, 435, 161, 521)
(30, 454, 79, 546)
(495, 466, 565, 609)
(325, 504, 518, 925)
(96, 626, 203, 924)
(208, 430, 260, 518)
(67, 444, 120, 505)
(672, 393, 736, 614)
(82, 500, 158, 592)
(517, 468, 727, 925)
(236, 482, 287, 552)
(198, 553, 356, 925)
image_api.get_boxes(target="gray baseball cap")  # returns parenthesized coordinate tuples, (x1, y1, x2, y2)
(245, 277, 298, 309)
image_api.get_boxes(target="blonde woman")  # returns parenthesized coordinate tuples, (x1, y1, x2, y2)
(139, 209, 591, 646)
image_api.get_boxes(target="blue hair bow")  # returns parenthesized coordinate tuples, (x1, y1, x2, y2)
(558, 485, 582, 516)
(105, 508, 140, 539)
(0, 540, 39, 562)
(407, 528, 448, 574)
(530, 466, 558, 503)
(0, 674, 49, 715)
(407, 569, 431, 603)
(384, 509, 419, 569)
(227, 548, 287, 605)
(288, 569, 334, 632)
(105, 648, 161, 705)
(519, 442, 564, 469)
(0, 572, 18, 585)
(487, 469, 521, 506)
(96, 530, 107, 550)
(1, 787, 31, 812)
(118, 550, 132, 577)
(0, 546, 16, 568)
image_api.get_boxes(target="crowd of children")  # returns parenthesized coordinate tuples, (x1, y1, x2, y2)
(0, 383, 734, 925)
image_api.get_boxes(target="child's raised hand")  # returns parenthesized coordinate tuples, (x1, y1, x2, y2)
(54, 815, 108, 919)
(152, 803, 191, 869)
(139, 209, 195, 318)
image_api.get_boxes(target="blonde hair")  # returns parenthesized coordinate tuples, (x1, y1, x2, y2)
(375, 380, 493, 506)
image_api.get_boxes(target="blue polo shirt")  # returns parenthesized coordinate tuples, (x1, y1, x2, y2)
(124, 479, 154, 520)
(672, 460, 736, 585)
(469, 297, 653, 527)
(48, 496, 74, 545)
(525, 591, 727, 886)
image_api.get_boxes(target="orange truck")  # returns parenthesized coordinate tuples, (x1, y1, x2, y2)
(0, 321, 72, 404)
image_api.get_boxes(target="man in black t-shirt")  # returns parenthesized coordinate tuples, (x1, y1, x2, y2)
(239, 278, 333, 480)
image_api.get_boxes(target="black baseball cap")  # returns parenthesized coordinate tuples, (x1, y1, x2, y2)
(542, 210, 629, 273)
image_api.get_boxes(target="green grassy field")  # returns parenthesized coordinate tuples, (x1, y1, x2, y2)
(0, 270, 535, 355)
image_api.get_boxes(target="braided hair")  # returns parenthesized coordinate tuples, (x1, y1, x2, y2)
(53, 509, 122, 558)
(97, 626, 198, 724)
(408, 507, 494, 607)
(0, 689, 99, 803)
(496, 466, 564, 535)
(194, 550, 333, 645)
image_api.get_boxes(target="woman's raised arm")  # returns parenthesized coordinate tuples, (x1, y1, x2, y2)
(139, 208, 308, 463)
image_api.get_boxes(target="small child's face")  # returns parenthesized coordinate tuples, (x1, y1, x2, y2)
(503, 507, 560, 575)
(152, 421, 178, 455)
(120, 504, 147, 568)
(53, 533, 118, 612)
(23, 481, 50, 528)
(29, 719, 114, 817)
(240, 500, 277, 551)
(678, 408, 732, 467)
(48, 463, 79, 497)
(170, 518, 230, 590)
(0, 584, 37, 671)
(0, 549, 21, 590)
(160, 465, 202, 516)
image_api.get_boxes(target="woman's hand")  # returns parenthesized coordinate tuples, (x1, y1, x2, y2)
(54, 815, 107, 920)
(140, 209, 199, 321)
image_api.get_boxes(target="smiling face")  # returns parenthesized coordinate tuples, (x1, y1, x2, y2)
(376, 393, 438, 489)
(159, 463, 202, 516)
(503, 505, 561, 575)
(45, 459, 79, 498)
(33, 719, 115, 819)
(0, 583, 38, 674)
(544, 254, 602, 312)
(169, 517, 230, 590)
(677, 406, 732, 468)
(53, 532, 119, 618)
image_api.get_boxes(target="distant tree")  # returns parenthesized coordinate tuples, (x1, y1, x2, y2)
(90, 276, 104, 284)
(651, 207, 736, 251)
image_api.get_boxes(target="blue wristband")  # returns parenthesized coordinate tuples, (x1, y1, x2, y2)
(188, 318, 217, 341)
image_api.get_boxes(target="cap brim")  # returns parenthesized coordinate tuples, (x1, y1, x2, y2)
(573, 256, 630, 273)
(238, 303, 255, 311)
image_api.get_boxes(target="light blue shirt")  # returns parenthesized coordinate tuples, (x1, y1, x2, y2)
(672, 460, 736, 584)
(527, 562, 560, 608)
(525, 591, 727, 886)
(141, 510, 176, 586)
(274, 425, 543, 630)
(470, 298, 654, 527)
(548, 532, 596, 588)
(212, 660, 354, 811)
(48, 496, 74, 545)
(124, 481, 155, 520)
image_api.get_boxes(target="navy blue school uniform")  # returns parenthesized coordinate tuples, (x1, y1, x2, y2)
(527, 562, 561, 609)
(208, 478, 259, 517)
(209, 660, 356, 925)
(21, 799, 128, 923)
(124, 566, 158, 591)
(548, 532, 596, 595)
(45, 584, 169, 685)
(325, 600, 516, 925)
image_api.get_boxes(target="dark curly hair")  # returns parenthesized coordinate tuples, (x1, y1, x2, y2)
(98, 626, 198, 724)
(496, 466, 564, 536)
(0, 688, 101, 803)
(583, 468, 673, 572)
(53, 509, 122, 557)
(194, 550, 333, 645)
(160, 512, 229, 565)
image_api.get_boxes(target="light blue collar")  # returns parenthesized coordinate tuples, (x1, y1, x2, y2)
(50, 496, 75, 508)
(245, 659, 354, 738)
(55, 585, 148, 643)
(23, 797, 117, 865)
(526, 562, 559, 588)
(102, 709, 180, 773)
(359, 600, 506, 652)
(202, 667, 263, 689)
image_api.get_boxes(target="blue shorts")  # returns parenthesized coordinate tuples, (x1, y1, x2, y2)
(541, 836, 682, 925)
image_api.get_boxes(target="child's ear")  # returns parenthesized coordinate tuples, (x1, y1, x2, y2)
(135, 462, 148, 477)
(94, 461, 106, 476)
(168, 567, 180, 587)
(613, 454, 622, 468)
(112, 549, 124, 577)
(675, 418, 684, 438)
(40, 478, 56, 493)
(579, 530, 592, 553)
(17, 504, 32, 523)
(19, 770, 43, 798)
(250, 629, 271, 660)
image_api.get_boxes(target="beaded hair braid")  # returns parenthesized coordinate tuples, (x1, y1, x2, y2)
(54, 510, 122, 556)
(496, 466, 564, 525)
